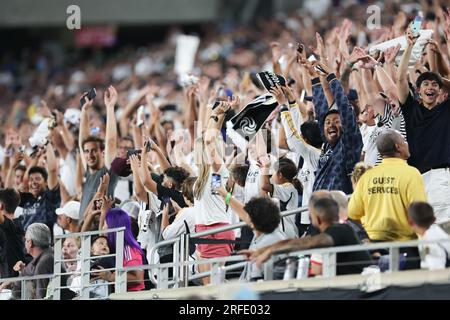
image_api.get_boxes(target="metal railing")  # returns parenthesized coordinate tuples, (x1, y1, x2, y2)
(51, 227, 125, 299)
(147, 205, 309, 288)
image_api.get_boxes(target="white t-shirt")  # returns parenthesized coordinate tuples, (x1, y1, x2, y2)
(194, 166, 231, 225)
(273, 183, 299, 239)
(360, 123, 380, 167)
(162, 206, 197, 240)
(228, 184, 245, 238)
(280, 110, 320, 222)
(419, 224, 450, 270)
(244, 162, 261, 204)
(60, 153, 77, 196)
(114, 176, 133, 202)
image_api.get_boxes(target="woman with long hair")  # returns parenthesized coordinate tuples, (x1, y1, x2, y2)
(193, 98, 238, 285)
(93, 207, 145, 291)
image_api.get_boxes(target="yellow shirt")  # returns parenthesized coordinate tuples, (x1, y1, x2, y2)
(348, 158, 427, 241)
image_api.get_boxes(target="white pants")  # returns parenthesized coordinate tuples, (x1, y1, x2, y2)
(422, 168, 450, 223)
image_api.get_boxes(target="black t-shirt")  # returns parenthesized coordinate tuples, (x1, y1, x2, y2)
(401, 92, 450, 173)
(19, 186, 61, 232)
(0, 218, 26, 278)
(324, 223, 373, 275)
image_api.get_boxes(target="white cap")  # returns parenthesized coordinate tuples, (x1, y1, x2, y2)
(64, 108, 81, 126)
(55, 201, 81, 220)
(120, 200, 140, 220)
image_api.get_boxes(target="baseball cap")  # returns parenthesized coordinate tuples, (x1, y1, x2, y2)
(56, 201, 81, 220)
(120, 200, 140, 220)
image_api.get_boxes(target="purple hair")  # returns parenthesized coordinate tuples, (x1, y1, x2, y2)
(105, 208, 143, 255)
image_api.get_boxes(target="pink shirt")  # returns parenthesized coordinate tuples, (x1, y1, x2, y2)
(124, 246, 144, 291)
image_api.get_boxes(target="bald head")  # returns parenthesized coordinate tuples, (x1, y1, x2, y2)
(376, 130, 409, 159)
(309, 190, 332, 207)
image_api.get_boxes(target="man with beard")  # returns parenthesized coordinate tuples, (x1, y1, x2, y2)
(301, 59, 362, 194)
(78, 86, 119, 219)
(397, 27, 450, 223)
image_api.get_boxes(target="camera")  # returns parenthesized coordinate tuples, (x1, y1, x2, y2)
(93, 198, 103, 211)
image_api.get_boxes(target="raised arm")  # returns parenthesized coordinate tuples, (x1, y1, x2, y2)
(397, 28, 417, 104)
(138, 141, 158, 195)
(129, 154, 147, 202)
(216, 186, 252, 226)
(104, 86, 118, 169)
(78, 99, 93, 170)
(46, 142, 59, 190)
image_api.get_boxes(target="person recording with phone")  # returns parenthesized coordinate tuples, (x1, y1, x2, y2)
(78, 86, 120, 221)
(192, 97, 239, 285)
(137, 139, 190, 210)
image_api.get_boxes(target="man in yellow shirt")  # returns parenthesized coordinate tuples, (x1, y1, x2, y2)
(349, 130, 427, 242)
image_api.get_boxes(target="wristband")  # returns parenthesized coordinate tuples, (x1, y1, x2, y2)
(225, 192, 232, 205)
(345, 60, 354, 67)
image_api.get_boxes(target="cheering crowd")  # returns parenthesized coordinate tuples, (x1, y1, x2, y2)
(1, 0, 450, 299)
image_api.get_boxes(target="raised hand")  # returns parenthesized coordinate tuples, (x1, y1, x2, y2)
(270, 42, 282, 62)
(97, 173, 110, 195)
(384, 44, 401, 64)
(405, 24, 419, 48)
(228, 95, 240, 109)
(104, 85, 118, 109)
(270, 84, 287, 106)
(129, 154, 141, 173)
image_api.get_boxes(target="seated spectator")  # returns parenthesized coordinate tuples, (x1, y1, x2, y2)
(240, 198, 373, 276)
(408, 202, 450, 270)
(62, 236, 80, 273)
(11, 223, 55, 299)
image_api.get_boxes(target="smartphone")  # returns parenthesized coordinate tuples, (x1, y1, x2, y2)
(18, 145, 26, 153)
(145, 139, 153, 152)
(136, 105, 145, 127)
(170, 140, 176, 149)
(93, 198, 103, 211)
(297, 43, 304, 54)
(127, 149, 141, 157)
(80, 88, 97, 107)
(211, 173, 221, 195)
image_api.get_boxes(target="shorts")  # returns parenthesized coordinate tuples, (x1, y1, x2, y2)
(195, 223, 235, 259)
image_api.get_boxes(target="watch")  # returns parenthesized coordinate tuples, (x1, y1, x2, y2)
(210, 115, 219, 122)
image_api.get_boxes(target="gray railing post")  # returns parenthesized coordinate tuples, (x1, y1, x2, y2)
(157, 267, 169, 289)
(21, 279, 26, 300)
(80, 233, 92, 299)
(172, 240, 180, 288)
(115, 229, 126, 294)
(389, 247, 400, 272)
(52, 237, 63, 300)
(322, 252, 337, 277)
(264, 257, 274, 281)
(182, 233, 190, 288)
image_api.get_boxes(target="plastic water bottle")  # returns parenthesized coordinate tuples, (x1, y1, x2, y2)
(283, 258, 297, 280)
(296, 256, 310, 279)
(411, 11, 423, 38)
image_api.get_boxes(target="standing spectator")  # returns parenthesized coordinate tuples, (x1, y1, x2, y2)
(0, 188, 25, 279)
(348, 130, 427, 269)
(305, 60, 363, 194)
(78, 86, 120, 219)
(397, 27, 450, 223)
(260, 156, 300, 239)
(408, 202, 450, 270)
(192, 100, 237, 284)
(7, 143, 60, 233)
